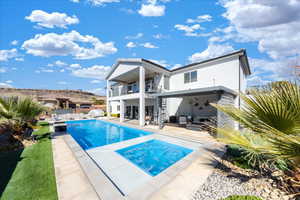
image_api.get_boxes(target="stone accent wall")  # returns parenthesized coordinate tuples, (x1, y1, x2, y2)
(217, 92, 235, 129)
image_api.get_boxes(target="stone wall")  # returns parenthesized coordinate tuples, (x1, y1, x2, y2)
(217, 92, 235, 129)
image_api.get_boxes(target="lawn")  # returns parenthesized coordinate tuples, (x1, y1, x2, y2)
(0, 123, 58, 200)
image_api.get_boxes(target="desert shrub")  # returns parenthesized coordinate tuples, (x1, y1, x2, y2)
(221, 195, 262, 200)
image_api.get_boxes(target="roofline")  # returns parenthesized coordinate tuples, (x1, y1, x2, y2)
(152, 86, 237, 98)
(171, 49, 250, 75)
(106, 49, 251, 80)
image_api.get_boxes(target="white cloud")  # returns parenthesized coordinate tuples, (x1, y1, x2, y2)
(174, 24, 209, 37)
(170, 63, 182, 70)
(90, 80, 101, 84)
(138, 4, 165, 17)
(0, 49, 18, 61)
(188, 44, 234, 63)
(0, 83, 13, 88)
(126, 42, 136, 48)
(69, 63, 82, 68)
(88, 0, 119, 6)
(72, 65, 111, 80)
(25, 10, 79, 29)
(186, 15, 212, 23)
(55, 60, 67, 67)
(141, 42, 158, 48)
(11, 40, 18, 46)
(70, 0, 80, 2)
(125, 33, 143, 40)
(220, 0, 300, 59)
(5, 80, 13, 84)
(0, 67, 7, 73)
(149, 59, 169, 67)
(22, 31, 117, 59)
(153, 33, 168, 39)
(15, 57, 24, 62)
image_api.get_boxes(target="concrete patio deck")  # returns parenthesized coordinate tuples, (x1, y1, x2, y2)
(52, 118, 225, 200)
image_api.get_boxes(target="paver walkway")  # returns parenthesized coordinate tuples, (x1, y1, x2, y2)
(52, 133, 100, 200)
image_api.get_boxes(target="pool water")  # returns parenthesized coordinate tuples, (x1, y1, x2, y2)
(66, 120, 152, 150)
(116, 139, 193, 176)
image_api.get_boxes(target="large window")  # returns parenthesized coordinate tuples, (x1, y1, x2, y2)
(184, 70, 197, 83)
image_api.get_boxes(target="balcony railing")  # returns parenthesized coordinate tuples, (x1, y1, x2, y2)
(109, 80, 160, 97)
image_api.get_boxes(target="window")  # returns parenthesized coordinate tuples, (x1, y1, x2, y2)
(184, 70, 197, 83)
(184, 72, 190, 83)
(117, 105, 120, 111)
(191, 71, 197, 82)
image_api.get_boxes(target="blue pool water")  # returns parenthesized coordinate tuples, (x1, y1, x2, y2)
(66, 120, 152, 150)
(116, 139, 193, 176)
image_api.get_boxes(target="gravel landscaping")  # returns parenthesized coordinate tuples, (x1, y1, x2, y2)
(191, 160, 291, 200)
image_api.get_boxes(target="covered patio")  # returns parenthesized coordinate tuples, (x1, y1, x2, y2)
(153, 86, 239, 130)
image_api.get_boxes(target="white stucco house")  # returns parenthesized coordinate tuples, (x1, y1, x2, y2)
(105, 49, 251, 129)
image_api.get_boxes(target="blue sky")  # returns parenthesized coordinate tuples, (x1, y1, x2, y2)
(0, 0, 299, 95)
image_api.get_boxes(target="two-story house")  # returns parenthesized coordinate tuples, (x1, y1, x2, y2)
(105, 49, 251, 129)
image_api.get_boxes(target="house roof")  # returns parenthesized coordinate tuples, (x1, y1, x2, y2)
(105, 49, 251, 80)
(152, 86, 237, 98)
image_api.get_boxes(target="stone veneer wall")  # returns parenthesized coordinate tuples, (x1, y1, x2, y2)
(217, 92, 235, 129)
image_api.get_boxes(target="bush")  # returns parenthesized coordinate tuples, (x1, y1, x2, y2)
(111, 113, 120, 118)
(36, 121, 49, 127)
(221, 195, 262, 200)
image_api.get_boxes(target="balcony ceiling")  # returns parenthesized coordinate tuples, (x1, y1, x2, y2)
(110, 67, 156, 83)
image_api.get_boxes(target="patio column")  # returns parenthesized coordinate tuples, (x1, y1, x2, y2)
(120, 99, 125, 122)
(106, 80, 111, 117)
(139, 66, 145, 126)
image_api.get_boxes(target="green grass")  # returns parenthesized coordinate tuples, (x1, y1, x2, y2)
(0, 124, 58, 200)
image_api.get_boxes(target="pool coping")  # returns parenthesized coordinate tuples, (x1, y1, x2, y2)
(61, 119, 222, 200)
(63, 133, 126, 200)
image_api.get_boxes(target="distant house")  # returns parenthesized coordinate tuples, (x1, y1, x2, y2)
(105, 49, 251, 128)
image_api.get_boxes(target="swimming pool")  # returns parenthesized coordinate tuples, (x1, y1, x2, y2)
(66, 120, 153, 150)
(116, 139, 193, 176)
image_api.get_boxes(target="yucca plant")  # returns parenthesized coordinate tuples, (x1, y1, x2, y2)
(212, 82, 300, 195)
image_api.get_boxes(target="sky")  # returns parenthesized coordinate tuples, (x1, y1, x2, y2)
(0, 0, 299, 95)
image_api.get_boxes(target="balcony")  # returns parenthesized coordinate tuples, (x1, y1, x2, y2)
(109, 79, 159, 97)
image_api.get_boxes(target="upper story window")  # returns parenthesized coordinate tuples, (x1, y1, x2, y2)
(184, 70, 197, 83)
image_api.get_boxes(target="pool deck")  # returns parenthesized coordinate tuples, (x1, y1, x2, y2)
(52, 118, 225, 200)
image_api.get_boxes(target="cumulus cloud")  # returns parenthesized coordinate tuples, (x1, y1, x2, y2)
(71, 65, 111, 80)
(138, 4, 165, 17)
(188, 44, 234, 63)
(0, 49, 18, 61)
(25, 10, 79, 29)
(174, 24, 210, 37)
(126, 42, 136, 48)
(69, 63, 82, 68)
(11, 40, 18, 46)
(141, 42, 158, 48)
(220, 0, 300, 59)
(22, 31, 117, 59)
(186, 15, 212, 23)
(0, 82, 13, 88)
(90, 80, 101, 83)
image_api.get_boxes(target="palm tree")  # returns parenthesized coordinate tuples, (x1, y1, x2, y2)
(0, 96, 45, 136)
(212, 82, 300, 193)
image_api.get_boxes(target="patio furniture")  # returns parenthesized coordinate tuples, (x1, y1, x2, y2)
(178, 115, 187, 127)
